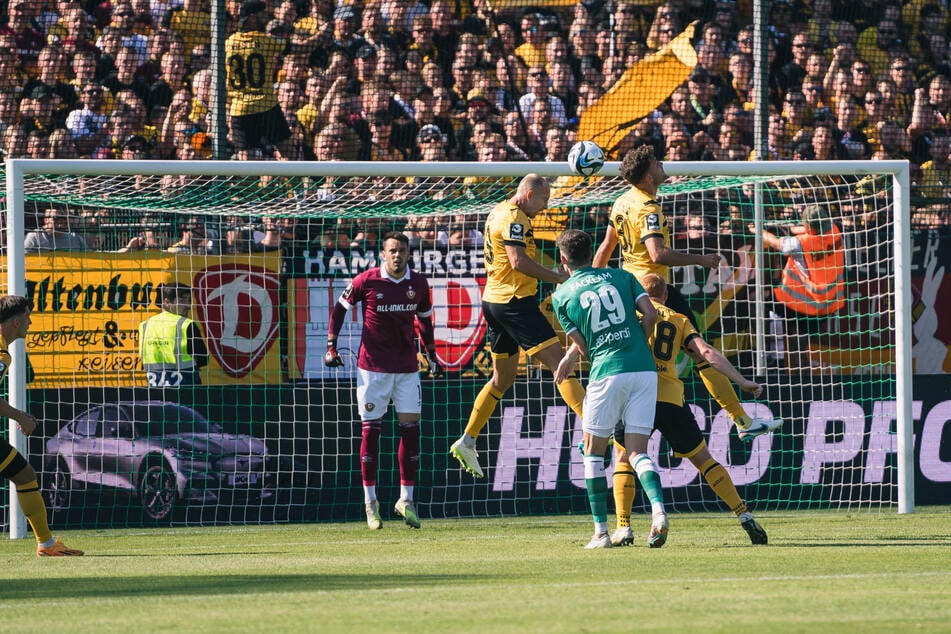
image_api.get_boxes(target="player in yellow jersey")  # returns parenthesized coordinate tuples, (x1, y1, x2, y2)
(609, 274, 770, 546)
(226, 0, 291, 161)
(450, 174, 586, 478)
(0, 296, 83, 556)
(592, 144, 782, 441)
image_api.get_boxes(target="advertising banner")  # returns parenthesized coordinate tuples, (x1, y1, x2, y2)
(19, 252, 283, 387)
(21, 375, 951, 529)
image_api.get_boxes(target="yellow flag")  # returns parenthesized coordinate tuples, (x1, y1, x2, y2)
(490, 0, 581, 7)
(576, 22, 698, 156)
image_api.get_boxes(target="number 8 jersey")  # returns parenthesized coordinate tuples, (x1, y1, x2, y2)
(648, 301, 701, 407)
(551, 266, 654, 382)
(224, 31, 284, 116)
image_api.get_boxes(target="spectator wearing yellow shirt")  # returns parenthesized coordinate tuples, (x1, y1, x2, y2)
(515, 13, 547, 70)
(166, 0, 210, 67)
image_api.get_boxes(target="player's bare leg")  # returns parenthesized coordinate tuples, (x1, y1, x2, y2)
(452, 355, 518, 478)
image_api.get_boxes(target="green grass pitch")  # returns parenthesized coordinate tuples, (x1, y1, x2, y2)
(2, 507, 949, 633)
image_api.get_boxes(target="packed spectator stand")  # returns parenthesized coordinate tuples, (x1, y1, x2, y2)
(3, 0, 949, 246)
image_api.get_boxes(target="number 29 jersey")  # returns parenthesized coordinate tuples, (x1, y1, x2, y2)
(551, 266, 655, 382)
(224, 31, 283, 116)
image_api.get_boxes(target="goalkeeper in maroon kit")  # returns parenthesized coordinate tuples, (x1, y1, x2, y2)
(324, 232, 443, 530)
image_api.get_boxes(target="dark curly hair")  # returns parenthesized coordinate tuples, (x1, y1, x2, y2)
(620, 144, 656, 186)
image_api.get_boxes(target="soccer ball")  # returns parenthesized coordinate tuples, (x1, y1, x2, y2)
(567, 140, 605, 177)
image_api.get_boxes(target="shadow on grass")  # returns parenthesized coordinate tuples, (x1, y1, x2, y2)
(3, 573, 486, 600)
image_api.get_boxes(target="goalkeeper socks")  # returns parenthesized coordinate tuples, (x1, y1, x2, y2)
(613, 463, 636, 529)
(16, 480, 52, 544)
(398, 420, 420, 487)
(699, 457, 748, 516)
(583, 455, 608, 531)
(631, 453, 665, 515)
(556, 377, 585, 420)
(698, 364, 747, 424)
(464, 383, 505, 438)
(360, 419, 383, 487)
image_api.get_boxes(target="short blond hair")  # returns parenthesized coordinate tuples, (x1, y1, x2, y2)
(640, 273, 667, 300)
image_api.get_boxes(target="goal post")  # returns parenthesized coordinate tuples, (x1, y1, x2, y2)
(4, 158, 913, 538)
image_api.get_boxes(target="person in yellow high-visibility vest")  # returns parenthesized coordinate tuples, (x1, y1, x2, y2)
(139, 282, 208, 387)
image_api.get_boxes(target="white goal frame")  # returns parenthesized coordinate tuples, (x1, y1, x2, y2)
(4, 158, 913, 538)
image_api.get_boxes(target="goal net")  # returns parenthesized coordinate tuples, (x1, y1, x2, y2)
(2, 159, 912, 537)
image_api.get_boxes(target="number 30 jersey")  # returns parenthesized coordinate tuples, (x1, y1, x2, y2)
(609, 185, 671, 282)
(224, 31, 284, 116)
(551, 266, 654, 382)
(648, 300, 701, 406)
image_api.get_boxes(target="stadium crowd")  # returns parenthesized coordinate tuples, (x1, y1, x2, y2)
(4, 0, 950, 241)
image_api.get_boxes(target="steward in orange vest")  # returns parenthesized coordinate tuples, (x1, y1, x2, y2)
(763, 205, 845, 317)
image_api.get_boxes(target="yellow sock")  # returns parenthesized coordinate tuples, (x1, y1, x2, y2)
(698, 364, 746, 425)
(463, 383, 505, 438)
(612, 464, 636, 529)
(698, 458, 748, 516)
(556, 377, 585, 419)
(17, 480, 52, 544)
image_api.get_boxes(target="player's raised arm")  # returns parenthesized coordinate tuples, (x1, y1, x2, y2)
(505, 242, 569, 283)
(592, 224, 618, 268)
(686, 338, 762, 398)
(644, 234, 721, 269)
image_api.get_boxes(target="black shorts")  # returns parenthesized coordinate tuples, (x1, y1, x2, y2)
(0, 441, 28, 479)
(614, 401, 704, 457)
(482, 296, 559, 359)
(231, 105, 291, 152)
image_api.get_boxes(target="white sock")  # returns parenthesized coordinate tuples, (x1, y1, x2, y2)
(40, 537, 55, 548)
(651, 502, 665, 516)
(364, 485, 376, 504)
(400, 485, 414, 502)
(594, 521, 607, 534)
(460, 435, 476, 448)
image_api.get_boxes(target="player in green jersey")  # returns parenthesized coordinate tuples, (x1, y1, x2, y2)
(551, 229, 669, 549)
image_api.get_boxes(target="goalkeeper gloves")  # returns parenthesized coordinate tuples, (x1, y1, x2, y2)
(426, 350, 444, 379)
(323, 340, 344, 367)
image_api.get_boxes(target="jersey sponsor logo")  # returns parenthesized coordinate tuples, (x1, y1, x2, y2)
(509, 223, 525, 240)
(374, 303, 418, 312)
(194, 264, 281, 378)
(646, 213, 661, 231)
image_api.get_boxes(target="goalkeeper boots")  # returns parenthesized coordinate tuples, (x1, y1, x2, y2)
(394, 499, 421, 529)
(737, 416, 784, 442)
(610, 525, 635, 547)
(450, 439, 484, 478)
(647, 513, 669, 549)
(36, 538, 84, 557)
(739, 512, 768, 545)
(365, 500, 383, 530)
(584, 532, 612, 549)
